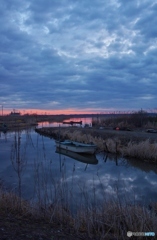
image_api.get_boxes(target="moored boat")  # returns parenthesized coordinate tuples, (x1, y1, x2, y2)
(55, 140, 97, 154)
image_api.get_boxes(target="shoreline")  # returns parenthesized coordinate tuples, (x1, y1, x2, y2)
(35, 126, 157, 163)
(35, 126, 157, 140)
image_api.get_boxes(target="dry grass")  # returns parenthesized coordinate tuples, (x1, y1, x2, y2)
(48, 128, 157, 162)
(0, 189, 31, 216)
(144, 121, 157, 129)
(76, 202, 157, 239)
(92, 112, 157, 129)
(0, 187, 157, 239)
(121, 139, 157, 162)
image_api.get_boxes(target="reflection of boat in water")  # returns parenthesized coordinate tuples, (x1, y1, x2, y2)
(56, 148, 98, 165)
(55, 140, 97, 154)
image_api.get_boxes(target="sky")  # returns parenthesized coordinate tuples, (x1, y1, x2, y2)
(0, 0, 157, 114)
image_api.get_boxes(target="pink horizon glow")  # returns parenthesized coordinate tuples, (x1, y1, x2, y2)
(1, 108, 157, 115)
(1, 108, 105, 115)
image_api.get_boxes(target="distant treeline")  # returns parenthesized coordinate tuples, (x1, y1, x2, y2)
(92, 110, 157, 128)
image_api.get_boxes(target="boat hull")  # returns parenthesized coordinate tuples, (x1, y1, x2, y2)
(55, 141, 97, 154)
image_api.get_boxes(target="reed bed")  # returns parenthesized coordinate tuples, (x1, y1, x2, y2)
(0, 188, 32, 216)
(1, 185, 157, 239)
(121, 139, 157, 162)
(76, 202, 157, 239)
(92, 111, 157, 129)
(45, 128, 157, 162)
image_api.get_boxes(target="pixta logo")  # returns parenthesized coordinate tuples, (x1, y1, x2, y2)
(127, 231, 155, 237)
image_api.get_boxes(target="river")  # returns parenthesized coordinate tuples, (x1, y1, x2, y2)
(0, 118, 157, 209)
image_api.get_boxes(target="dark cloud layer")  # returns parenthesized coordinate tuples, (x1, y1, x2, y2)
(0, 0, 157, 112)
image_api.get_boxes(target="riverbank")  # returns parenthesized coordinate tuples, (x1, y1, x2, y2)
(0, 189, 156, 240)
(35, 126, 157, 163)
(0, 192, 82, 240)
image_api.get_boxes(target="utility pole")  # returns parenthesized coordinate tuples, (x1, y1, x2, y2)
(0, 104, 3, 116)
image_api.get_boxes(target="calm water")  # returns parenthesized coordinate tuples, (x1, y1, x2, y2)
(0, 124, 157, 208)
(37, 117, 92, 128)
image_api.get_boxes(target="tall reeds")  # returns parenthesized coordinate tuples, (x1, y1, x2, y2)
(92, 111, 157, 129)
(1, 180, 157, 239)
(49, 128, 157, 162)
(121, 139, 157, 162)
(10, 130, 28, 203)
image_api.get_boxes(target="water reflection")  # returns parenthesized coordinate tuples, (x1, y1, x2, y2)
(37, 117, 92, 128)
(0, 129, 157, 207)
(0, 131, 8, 140)
(56, 148, 98, 165)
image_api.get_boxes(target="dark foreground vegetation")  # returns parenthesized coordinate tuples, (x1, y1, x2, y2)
(0, 191, 81, 240)
(0, 187, 157, 240)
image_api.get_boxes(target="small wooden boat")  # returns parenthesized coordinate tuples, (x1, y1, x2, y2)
(62, 121, 82, 125)
(56, 148, 98, 164)
(55, 140, 97, 154)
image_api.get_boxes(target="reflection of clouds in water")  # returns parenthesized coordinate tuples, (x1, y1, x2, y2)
(65, 165, 157, 204)
(149, 181, 157, 188)
(52, 155, 156, 204)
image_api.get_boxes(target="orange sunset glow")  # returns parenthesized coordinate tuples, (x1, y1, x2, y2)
(1, 107, 157, 116)
(1, 108, 108, 115)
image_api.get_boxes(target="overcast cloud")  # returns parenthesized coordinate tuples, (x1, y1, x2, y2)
(0, 0, 157, 113)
